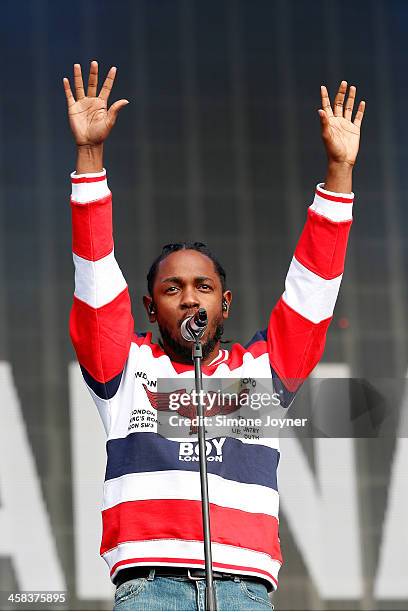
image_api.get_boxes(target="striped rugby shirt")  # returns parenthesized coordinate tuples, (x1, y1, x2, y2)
(69, 169, 354, 591)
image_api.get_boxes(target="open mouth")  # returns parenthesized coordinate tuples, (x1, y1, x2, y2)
(178, 311, 199, 327)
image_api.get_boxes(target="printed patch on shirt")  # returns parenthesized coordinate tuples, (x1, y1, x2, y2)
(127, 371, 160, 432)
(137, 377, 289, 440)
(143, 384, 249, 436)
(128, 406, 158, 432)
(135, 370, 157, 388)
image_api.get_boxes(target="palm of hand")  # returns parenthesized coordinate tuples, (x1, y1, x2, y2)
(325, 116, 360, 165)
(68, 97, 110, 146)
(63, 62, 129, 147)
(319, 83, 365, 167)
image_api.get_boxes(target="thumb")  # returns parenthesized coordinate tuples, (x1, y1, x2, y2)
(318, 109, 330, 137)
(107, 99, 130, 127)
(318, 108, 328, 126)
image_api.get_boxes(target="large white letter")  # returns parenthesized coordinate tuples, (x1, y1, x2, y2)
(69, 362, 114, 600)
(279, 364, 362, 598)
(0, 362, 65, 590)
(374, 370, 408, 598)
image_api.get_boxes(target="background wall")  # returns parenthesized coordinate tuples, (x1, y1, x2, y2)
(0, 0, 407, 609)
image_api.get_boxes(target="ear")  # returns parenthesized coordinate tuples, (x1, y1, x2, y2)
(222, 290, 232, 319)
(143, 295, 157, 323)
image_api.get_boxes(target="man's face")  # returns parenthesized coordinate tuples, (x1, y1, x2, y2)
(144, 249, 231, 364)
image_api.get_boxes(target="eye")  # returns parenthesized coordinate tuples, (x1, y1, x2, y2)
(198, 283, 212, 291)
(165, 286, 179, 294)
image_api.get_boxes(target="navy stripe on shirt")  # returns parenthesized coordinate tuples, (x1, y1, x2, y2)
(105, 431, 279, 490)
(81, 366, 123, 400)
(80, 332, 147, 399)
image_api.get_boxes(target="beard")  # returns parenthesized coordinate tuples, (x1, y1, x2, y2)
(158, 320, 224, 364)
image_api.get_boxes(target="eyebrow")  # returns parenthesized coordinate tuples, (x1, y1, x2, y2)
(161, 276, 214, 284)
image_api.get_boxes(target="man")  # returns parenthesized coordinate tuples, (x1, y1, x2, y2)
(64, 61, 365, 611)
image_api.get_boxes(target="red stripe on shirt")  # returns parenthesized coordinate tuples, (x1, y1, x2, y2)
(71, 195, 114, 261)
(100, 498, 282, 562)
(268, 296, 331, 391)
(315, 187, 354, 204)
(295, 208, 352, 279)
(71, 174, 106, 184)
(210, 350, 228, 368)
(110, 557, 279, 587)
(70, 288, 133, 382)
(226, 340, 267, 371)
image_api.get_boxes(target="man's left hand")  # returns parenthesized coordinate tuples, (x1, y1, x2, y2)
(319, 81, 365, 167)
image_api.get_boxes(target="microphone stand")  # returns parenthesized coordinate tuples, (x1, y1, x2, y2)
(192, 335, 217, 611)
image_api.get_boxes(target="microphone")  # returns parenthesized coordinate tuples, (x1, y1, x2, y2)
(181, 308, 208, 341)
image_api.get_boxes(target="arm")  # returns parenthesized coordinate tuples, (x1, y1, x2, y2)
(64, 62, 133, 392)
(268, 81, 365, 395)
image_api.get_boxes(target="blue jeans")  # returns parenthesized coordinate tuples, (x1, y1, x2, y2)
(113, 569, 274, 611)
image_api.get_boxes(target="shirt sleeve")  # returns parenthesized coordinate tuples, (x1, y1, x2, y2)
(69, 169, 134, 388)
(267, 183, 354, 394)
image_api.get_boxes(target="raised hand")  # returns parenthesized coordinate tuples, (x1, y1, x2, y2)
(63, 61, 128, 146)
(319, 81, 365, 167)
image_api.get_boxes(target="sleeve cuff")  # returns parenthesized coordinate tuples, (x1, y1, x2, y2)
(71, 168, 106, 180)
(309, 182, 354, 222)
(70, 168, 110, 203)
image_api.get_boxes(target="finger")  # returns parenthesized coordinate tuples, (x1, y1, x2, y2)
(344, 85, 356, 121)
(99, 66, 117, 102)
(73, 63, 85, 99)
(320, 85, 334, 118)
(87, 60, 98, 97)
(333, 80, 347, 117)
(107, 99, 129, 127)
(353, 100, 366, 128)
(63, 77, 75, 108)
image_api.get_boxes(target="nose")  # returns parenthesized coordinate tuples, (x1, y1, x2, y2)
(180, 287, 200, 310)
